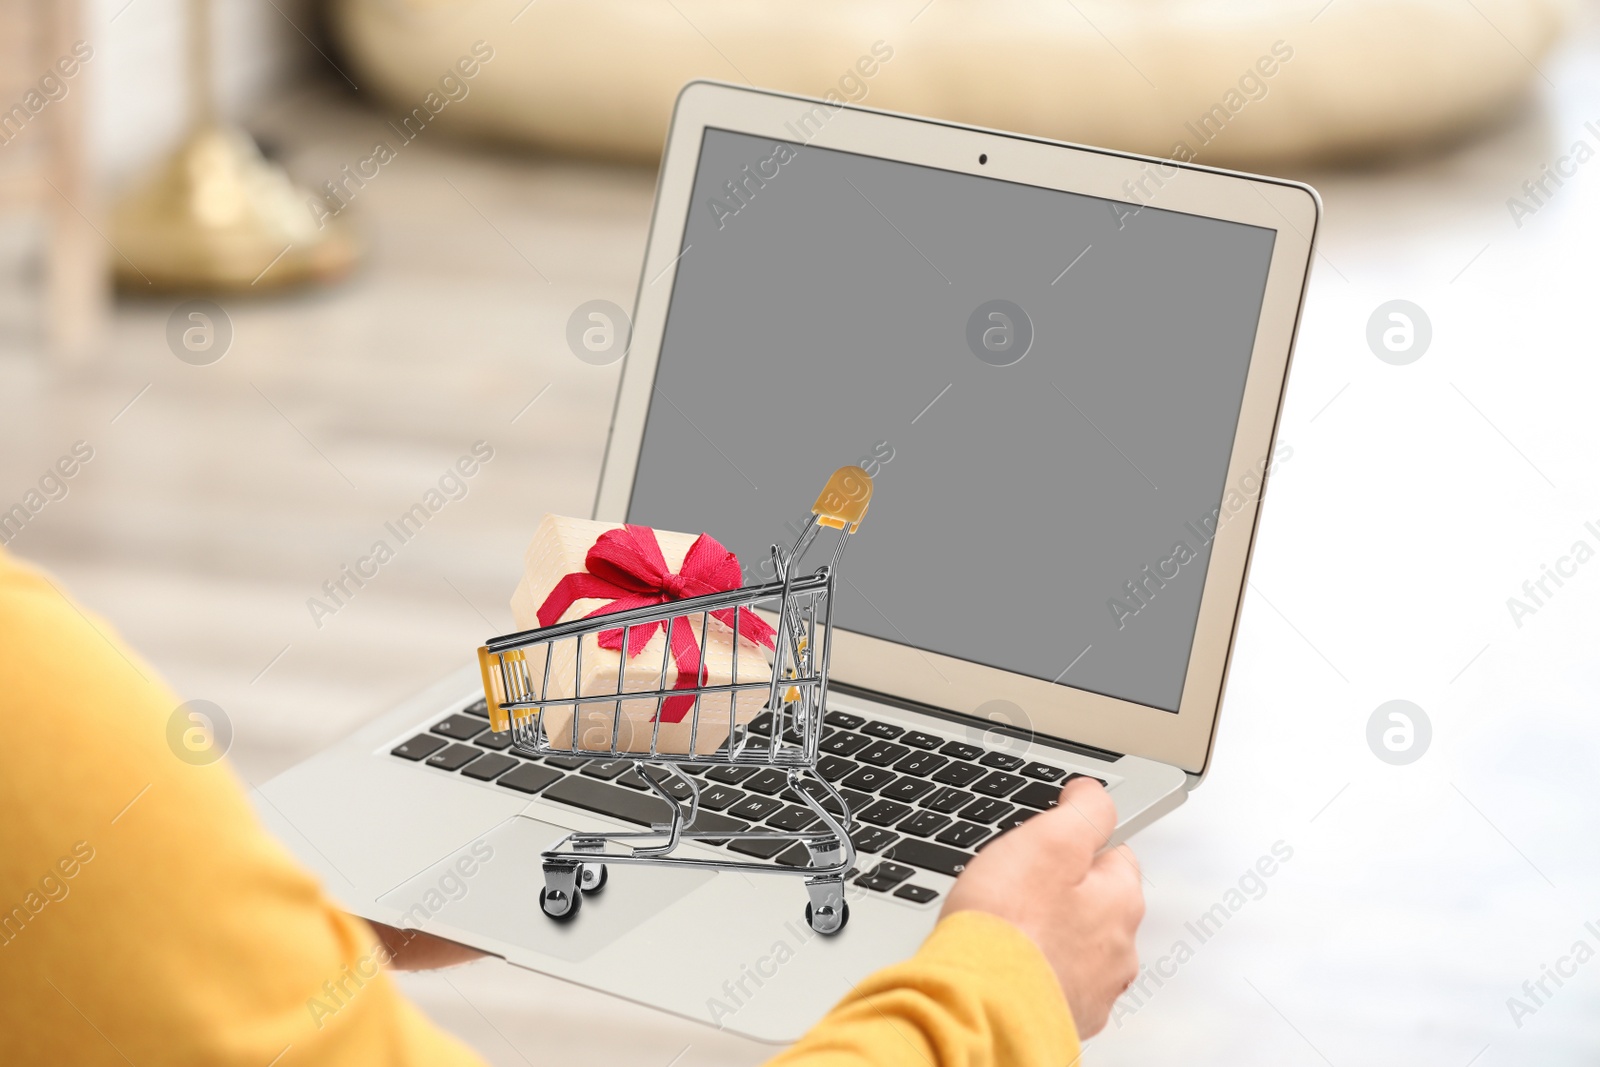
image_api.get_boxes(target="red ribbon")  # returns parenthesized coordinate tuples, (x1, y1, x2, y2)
(536, 525, 775, 722)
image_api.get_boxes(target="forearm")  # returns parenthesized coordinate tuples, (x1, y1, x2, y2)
(763, 911, 1080, 1067)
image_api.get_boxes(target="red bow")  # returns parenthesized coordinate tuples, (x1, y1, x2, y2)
(536, 525, 774, 722)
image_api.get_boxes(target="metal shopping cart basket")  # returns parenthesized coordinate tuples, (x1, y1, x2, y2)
(475, 466, 872, 935)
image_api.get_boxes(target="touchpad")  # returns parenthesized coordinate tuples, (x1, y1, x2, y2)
(376, 815, 717, 963)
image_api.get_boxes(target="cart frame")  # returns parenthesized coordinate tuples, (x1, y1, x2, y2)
(476, 467, 872, 934)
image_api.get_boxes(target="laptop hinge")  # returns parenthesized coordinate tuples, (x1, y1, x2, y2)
(827, 681, 1126, 763)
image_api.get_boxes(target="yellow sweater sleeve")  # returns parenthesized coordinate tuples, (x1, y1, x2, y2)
(764, 910, 1082, 1067)
(0, 550, 488, 1067)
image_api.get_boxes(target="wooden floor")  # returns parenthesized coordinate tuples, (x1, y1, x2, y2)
(5, 21, 1600, 1065)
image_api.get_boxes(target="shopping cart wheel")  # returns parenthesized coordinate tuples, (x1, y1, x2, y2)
(578, 862, 608, 893)
(804, 900, 849, 936)
(539, 885, 583, 921)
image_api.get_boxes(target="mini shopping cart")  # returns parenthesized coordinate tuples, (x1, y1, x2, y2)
(476, 466, 872, 935)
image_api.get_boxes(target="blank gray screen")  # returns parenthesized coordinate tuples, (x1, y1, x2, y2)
(627, 128, 1275, 712)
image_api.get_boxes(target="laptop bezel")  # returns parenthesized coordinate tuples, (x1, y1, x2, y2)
(592, 80, 1318, 776)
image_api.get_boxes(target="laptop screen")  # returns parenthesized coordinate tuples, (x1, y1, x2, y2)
(626, 127, 1277, 713)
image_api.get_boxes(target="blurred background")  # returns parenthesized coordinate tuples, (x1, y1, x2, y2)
(4, 0, 1599, 1063)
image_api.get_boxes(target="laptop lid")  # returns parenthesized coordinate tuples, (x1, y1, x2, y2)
(594, 81, 1317, 776)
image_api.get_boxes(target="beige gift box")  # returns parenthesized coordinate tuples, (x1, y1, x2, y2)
(503, 515, 772, 755)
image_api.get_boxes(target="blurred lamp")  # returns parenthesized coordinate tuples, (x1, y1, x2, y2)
(111, 0, 360, 291)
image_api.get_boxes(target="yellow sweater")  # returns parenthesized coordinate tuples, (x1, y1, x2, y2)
(0, 549, 1080, 1066)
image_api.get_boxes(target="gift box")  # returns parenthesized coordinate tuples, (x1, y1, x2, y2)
(501, 515, 774, 755)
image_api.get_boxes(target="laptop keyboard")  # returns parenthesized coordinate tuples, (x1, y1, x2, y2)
(390, 700, 1110, 905)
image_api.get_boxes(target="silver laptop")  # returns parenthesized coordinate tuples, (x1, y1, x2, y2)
(258, 81, 1318, 1043)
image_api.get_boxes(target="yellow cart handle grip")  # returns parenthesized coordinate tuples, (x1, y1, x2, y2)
(478, 644, 512, 732)
(812, 465, 872, 531)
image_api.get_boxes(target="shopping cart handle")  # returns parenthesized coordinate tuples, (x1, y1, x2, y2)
(813, 465, 872, 531)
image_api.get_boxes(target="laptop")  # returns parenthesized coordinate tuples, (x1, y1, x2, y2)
(258, 81, 1318, 1043)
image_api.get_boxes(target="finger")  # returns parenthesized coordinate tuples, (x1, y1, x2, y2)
(1090, 844, 1146, 924)
(1052, 777, 1118, 850)
(1004, 779, 1115, 878)
(1091, 842, 1143, 890)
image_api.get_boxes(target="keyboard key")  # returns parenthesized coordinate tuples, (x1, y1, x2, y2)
(864, 861, 914, 885)
(860, 720, 905, 740)
(900, 731, 944, 750)
(824, 710, 866, 730)
(698, 785, 745, 811)
(680, 762, 712, 775)
(463, 698, 490, 718)
(426, 743, 484, 771)
(894, 884, 939, 904)
(474, 729, 515, 751)
(767, 805, 820, 831)
(545, 776, 744, 833)
(744, 768, 791, 794)
(820, 732, 872, 757)
(747, 711, 776, 735)
(638, 766, 694, 799)
(581, 759, 632, 781)
(857, 741, 912, 767)
(996, 809, 1038, 833)
(430, 715, 487, 741)
(786, 779, 850, 815)
(727, 836, 792, 860)
(935, 821, 992, 850)
(543, 754, 589, 771)
(1066, 771, 1109, 787)
(887, 838, 975, 877)
(870, 863, 921, 889)
(817, 755, 856, 782)
(496, 763, 563, 795)
(931, 763, 985, 788)
(841, 788, 875, 813)
(854, 873, 899, 892)
(898, 810, 952, 838)
(979, 751, 1025, 770)
(921, 787, 975, 814)
(958, 797, 1015, 824)
(1013, 781, 1065, 810)
(616, 768, 651, 790)
(880, 776, 936, 803)
(729, 795, 785, 821)
(706, 764, 758, 784)
(1022, 762, 1066, 781)
(775, 843, 814, 867)
(850, 826, 900, 853)
(391, 734, 447, 761)
(972, 771, 1026, 798)
(860, 799, 914, 826)
(842, 765, 897, 792)
(895, 751, 948, 777)
(460, 753, 519, 781)
(939, 740, 983, 761)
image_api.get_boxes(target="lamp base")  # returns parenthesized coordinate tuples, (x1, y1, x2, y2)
(111, 125, 360, 293)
